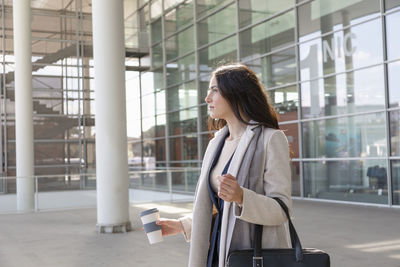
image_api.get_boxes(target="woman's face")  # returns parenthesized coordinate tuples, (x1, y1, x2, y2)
(205, 76, 234, 120)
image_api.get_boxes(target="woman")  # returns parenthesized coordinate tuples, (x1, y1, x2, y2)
(156, 63, 292, 267)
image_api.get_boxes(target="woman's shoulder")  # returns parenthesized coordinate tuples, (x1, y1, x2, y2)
(261, 127, 288, 146)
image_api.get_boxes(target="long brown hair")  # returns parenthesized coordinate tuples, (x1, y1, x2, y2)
(207, 63, 279, 132)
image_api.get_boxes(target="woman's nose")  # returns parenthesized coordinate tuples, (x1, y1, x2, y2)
(205, 92, 211, 103)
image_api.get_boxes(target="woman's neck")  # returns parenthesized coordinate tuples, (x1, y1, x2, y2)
(225, 115, 247, 141)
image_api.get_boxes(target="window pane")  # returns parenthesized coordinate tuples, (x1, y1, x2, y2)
(304, 159, 388, 204)
(198, 3, 237, 47)
(156, 114, 166, 137)
(269, 86, 298, 122)
(166, 26, 195, 61)
(280, 123, 299, 158)
(390, 110, 400, 156)
(196, 0, 233, 18)
(388, 61, 400, 108)
(386, 11, 400, 61)
(302, 113, 387, 158)
(391, 160, 400, 205)
(240, 11, 295, 61)
(170, 135, 198, 160)
(167, 81, 197, 111)
(141, 70, 163, 95)
(299, 18, 383, 80)
(142, 117, 156, 138)
(247, 47, 296, 88)
(151, 18, 162, 43)
(156, 139, 166, 161)
(165, 0, 194, 34)
(301, 65, 385, 119)
(200, 104, 209, 132)
(298, 0, 380, 42)
(238, 0, 295, 28)
(143, 139, 155, 158)
(155, 90, 165, 115)
(168, 108, 198, 135)
(166, 53, 196, 86)
(291, 161, 300, 197)
(141, 93, 155, 117)
(386, 0, 400, 11)
(199, 36, 237, 73)
(151, 0, 162, 20)
(151, 42, 163, 68)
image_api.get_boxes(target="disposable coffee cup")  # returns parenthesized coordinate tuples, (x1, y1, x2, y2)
(140, 208, 163, 244)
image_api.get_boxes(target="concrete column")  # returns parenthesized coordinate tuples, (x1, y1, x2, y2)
(92, 0, 131, 233)
(13, 0, 34, 211)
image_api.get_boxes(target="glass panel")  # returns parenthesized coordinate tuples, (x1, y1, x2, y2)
(302, 113, 387, 158)
(170, 135, 198, 160)
(280, 123, 299, 158)
(386, 11, 400, 61)
(246, 47, 296, 88)
(151, 0, 162, 20)
(385, 0, 400, 11)
(291, 161, 300, 197)
(196, 0, 233, 18)
(151, 42, 163, 68)
(299, 18, 383, 80)
(240, 11, 295, 61)
(301, 65, 385, 118)
(238, 0, 295, 28)
(141, 93, 156, 117)
(388, 61, 400, 108)
(167, 81, 197, 111)
(143, 139, 155, 158)
(141, 70, 163, 95)
(201, 134, 212, 157)
(155, 90, 166, 115)
(304, 159, 388, 204)
(165, 0, 194, 34)
(142, 117, 156, 139)
(156, 114, 166, 137)
(199, 36, 237, 73)
(34, 143, 67, 165)
(156, 139, 166, 161)
(166, 26, 195, 61)
(391, 160, 400, 205)
(168, 108, 198, 135)
(166, 53, 196, 86)
(269, 86, 298, 122)
(298, 0, 380, 42)
(151, 18, 162, 43)
(390, 110, 400, 156)
(200, 104, 209, 132)
(198, 3, 237, 47)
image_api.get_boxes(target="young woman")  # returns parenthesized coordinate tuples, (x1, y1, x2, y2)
(156, 63, 292, 267)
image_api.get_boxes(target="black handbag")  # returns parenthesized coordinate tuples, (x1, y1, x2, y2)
(227, 197, 330, 267)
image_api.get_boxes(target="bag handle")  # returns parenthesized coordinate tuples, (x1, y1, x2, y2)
(253, 197, 303, 266)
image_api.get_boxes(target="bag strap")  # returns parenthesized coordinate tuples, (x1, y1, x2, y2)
(253, 197, 304, 265)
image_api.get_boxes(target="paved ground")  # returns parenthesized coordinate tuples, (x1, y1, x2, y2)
(0, 199, 399, 267)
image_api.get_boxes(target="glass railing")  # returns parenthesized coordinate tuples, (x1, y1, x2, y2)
(0, 168, 200, 213)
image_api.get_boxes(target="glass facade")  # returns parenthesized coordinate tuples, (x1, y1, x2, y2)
(1, 0, 399, 206)
(131, 0, 400, 206)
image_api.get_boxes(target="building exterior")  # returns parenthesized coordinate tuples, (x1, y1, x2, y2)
(1, 0, 400, 207)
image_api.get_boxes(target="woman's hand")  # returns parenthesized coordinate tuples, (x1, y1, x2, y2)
(155, 218, 184, 237)
(217, 174, 243, 205)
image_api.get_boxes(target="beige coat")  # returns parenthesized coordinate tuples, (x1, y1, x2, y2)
(179, 123, 292, 267)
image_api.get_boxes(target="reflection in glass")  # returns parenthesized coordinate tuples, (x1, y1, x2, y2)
(156, 139, 166, 161)
(143, 139, 155, 158)
(141, 70, 161, 95)
(156, 114, 166, 137)
(238, 0, 295, 28)
(300, 18, 383, 80)
(390, 111, 400, 156)
(388, 62, 400, 108)
(298, 0, 380, 42)
(166, 26, 195, 61)
(304, 160, 388, 204)
(280, 123, 299, 158)
(152, 43, 163, 68)
(269, 86, 298, 122)
(201, 134, 211, 157)
(240, 11, 295, 61)
(291, 161, 300, 197)
(386, 0, 400, 11)
(166, 53, 196, 86)
(246, 47, 296, 88)
(167, 81, 197, 111)
(386, 11, 400, 60)
(151, 0, 162, 20)
(199, 36, 237, 73)
(169, 108, 198, 136)
(301, 65, 385, 119)
(391, 160, 400, 205)
(200, 104, 209, 132)
(142, 117, 156, 139)
(170, 135, 198, 161)
(198, 3, 236, 47)
(141, 93, 156, 117)
(151, 18, 162, 43)
(165, 0, 194, 34)
(302, 113, 387, 158)
(196, 0, 233, 19)
(155, 90, 166, 115)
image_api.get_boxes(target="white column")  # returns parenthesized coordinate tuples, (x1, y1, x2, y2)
(13, 0, 34, 211)
(92, 0, 131, 233)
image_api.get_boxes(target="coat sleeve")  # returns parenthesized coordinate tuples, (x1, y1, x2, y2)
(233, 130, 292, 225)
(178, 215, 192, 242)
